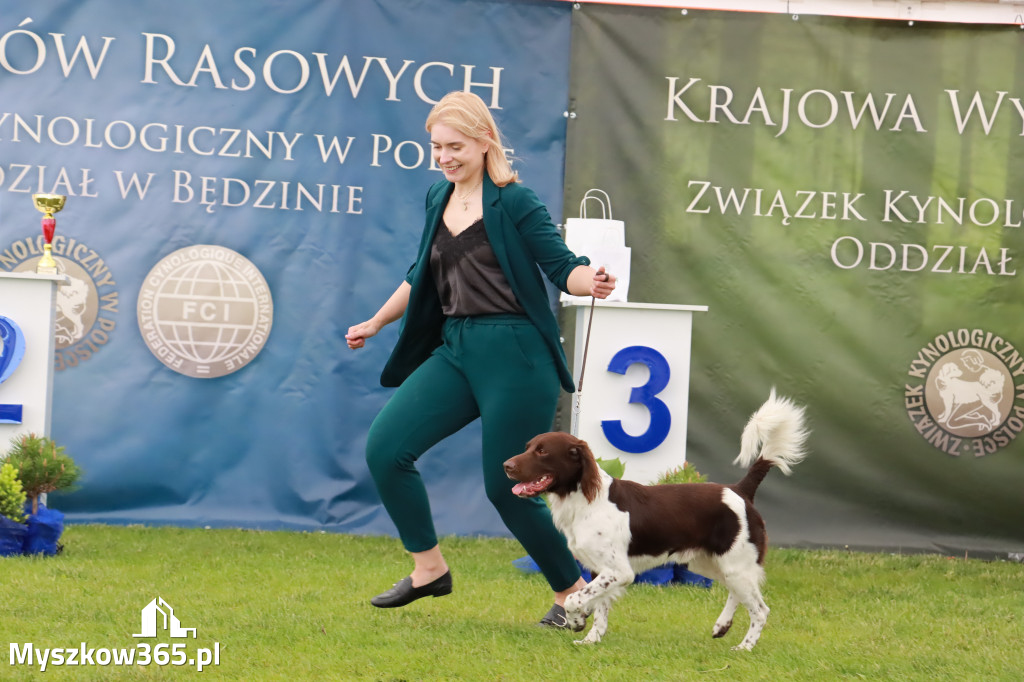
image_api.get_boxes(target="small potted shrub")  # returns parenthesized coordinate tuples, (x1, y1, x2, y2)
(0, 461, 28, 556)
(4, 433, 81, 514)
(2, 433, 81, 555)
(655, 461, 708, 485)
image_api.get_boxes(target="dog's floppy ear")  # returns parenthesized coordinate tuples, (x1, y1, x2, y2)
(572, 438, 602, 503)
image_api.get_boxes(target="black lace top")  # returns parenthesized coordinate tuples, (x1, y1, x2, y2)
(430, 217, 525, 317)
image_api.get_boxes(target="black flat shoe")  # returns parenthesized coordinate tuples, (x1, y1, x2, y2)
(370, 571, 452, 608)
(538, 603, 584, 632)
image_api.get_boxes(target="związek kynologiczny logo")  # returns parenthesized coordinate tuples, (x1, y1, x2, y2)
(905, 328, 1024, 457)
(9, 597, 221, 672)
(1, 235, 119, 371)
(137, 244, 273, 378)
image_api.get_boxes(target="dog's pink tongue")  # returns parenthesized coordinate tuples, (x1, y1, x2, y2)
(512, 476, 550, 497)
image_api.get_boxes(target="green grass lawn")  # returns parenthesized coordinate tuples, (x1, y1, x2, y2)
(1, 525, 1021, 681)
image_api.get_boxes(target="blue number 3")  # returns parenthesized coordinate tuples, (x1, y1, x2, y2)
(600, 345, 671, 454)
(0, 315, 26, 424)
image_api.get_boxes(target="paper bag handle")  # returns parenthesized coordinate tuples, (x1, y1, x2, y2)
(579, 189, 613, 220)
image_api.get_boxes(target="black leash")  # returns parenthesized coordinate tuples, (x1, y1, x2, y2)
(571, 294, 598, 432)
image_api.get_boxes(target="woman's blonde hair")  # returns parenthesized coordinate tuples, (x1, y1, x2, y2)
(425, 91, 518, 186)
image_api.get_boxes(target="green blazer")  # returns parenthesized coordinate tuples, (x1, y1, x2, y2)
(380, 174, 589, 392)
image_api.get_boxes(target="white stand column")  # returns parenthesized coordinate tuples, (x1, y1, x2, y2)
(0, 272, 64, 444)
(567, 300, 707, 483)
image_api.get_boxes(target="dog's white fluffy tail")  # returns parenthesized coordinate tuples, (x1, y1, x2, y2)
(733, 388, 809, 475)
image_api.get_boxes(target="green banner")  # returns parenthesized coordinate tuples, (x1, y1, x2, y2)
(564, 6, 1023, 556)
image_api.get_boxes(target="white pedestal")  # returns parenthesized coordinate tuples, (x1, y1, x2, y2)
(0, 272, 64, 445)
(566, 300, 707, 484)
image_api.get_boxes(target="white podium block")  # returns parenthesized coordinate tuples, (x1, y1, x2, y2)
(0, 272, 64, 444)
(566, 300, 707, 484)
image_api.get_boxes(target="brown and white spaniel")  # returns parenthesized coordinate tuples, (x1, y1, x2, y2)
(504, 389, 808, 649)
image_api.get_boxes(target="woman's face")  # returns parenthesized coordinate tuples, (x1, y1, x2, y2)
(431, 123, 488, 185)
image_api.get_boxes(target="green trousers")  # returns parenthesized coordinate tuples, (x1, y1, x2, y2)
(366, 314, 581, 592)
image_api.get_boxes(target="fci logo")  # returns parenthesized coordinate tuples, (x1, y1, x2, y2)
(136, 244, 273, 378)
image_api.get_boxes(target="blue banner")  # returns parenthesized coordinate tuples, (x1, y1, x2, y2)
(0, 0, 572, 536)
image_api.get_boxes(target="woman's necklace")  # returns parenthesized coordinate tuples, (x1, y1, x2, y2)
(453, 178, 483, 211)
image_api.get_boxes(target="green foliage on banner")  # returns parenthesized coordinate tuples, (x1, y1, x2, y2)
(564, 5, 1024, 553)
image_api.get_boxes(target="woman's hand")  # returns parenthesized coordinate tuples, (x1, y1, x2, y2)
(345, 319, 382, 350)
(590, 266, 617, 299)
(567, 265, 618, 298)
(346, 281, 412, 350)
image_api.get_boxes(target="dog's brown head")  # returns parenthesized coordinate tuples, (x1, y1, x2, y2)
(503, 432, 603, 502)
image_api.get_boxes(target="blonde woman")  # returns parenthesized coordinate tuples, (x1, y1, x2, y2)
(347, 91, 615, 627)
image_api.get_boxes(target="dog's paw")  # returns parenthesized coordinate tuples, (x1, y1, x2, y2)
(574, 630, 602, 645)
(566, 614, 586, 632)
(712, 620, 733, 638)
(563, 593, 587, 632)
(731, 641, 755, 652)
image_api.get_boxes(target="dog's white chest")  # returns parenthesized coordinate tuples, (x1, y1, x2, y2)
(550, 485, 631, 568)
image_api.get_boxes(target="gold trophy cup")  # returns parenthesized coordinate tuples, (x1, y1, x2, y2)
(32, 193, 65, 274)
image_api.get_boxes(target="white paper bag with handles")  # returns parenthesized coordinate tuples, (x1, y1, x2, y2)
(561, 189, 631, 304)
